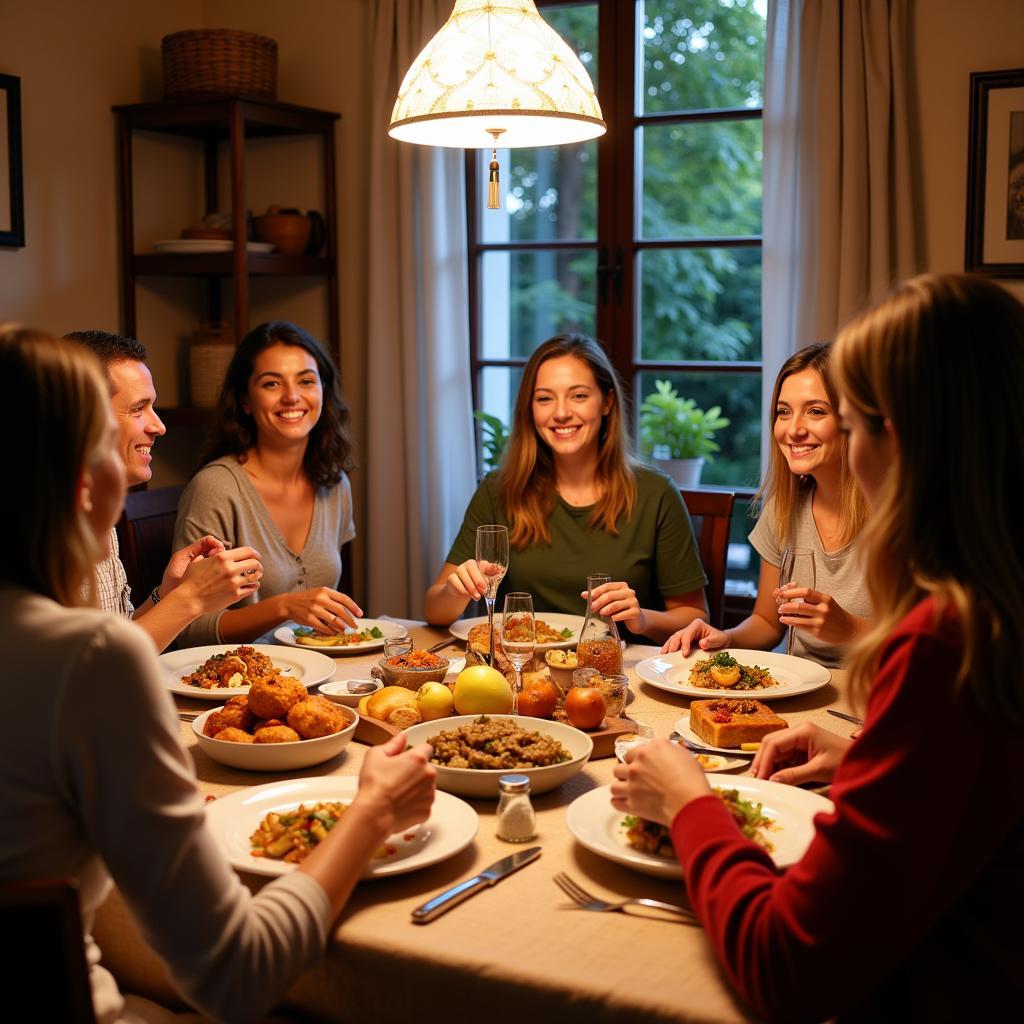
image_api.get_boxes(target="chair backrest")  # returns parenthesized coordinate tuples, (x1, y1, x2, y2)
(680, 488, 736, 627)
(0, 878, 96, 1022)
(116, 484, 184, 606)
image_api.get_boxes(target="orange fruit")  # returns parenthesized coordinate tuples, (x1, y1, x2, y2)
(564, 686, 607, 730)
(516, 680, 558, 719)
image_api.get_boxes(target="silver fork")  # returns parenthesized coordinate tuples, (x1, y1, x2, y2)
(553, 873, 700, 925)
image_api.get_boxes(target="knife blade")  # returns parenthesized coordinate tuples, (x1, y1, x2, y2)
(667, 731, 754, 758)
(411, 846, 541, 924)
(827, 709, 864, 727)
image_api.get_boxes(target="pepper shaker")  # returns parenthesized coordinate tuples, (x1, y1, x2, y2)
(496, 774, 537, 842)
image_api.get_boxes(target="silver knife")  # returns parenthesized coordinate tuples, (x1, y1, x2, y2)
(667, 731, 754, 758)
(411, 846, 541, 924)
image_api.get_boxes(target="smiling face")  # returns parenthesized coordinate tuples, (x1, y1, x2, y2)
(772, 369, 841, 480)
(244, 344, 323, 450)
(107, 359, 166, 486)
(531, 355, 613, 462)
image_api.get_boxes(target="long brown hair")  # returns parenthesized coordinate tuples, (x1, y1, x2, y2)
(497, 334, 637, 549)
(833, 273, 1024, 720)
(754, 342, 867, 546)
(201, 321, 354, 487)
(0, 326, 109, 606)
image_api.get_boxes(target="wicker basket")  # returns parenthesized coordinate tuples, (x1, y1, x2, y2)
(189, 322, 234, 407)
(162, 29, 278, 99)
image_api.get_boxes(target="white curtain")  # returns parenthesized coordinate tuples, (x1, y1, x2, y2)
(761, 0, 922, 464)
(366, 0, 476, 618)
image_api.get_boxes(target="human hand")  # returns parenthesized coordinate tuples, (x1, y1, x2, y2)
(174, 546, 263, 614)
(580, 580, 643, 631)
(445, 559, 493, 602)
(750, 722, 852, 786)
(773, 587, 859, 645)
(160, 535, 227, 595)
(356, 733, 436, 835)
(660, 618, 727, 656)
(610, 739, 711, 826)
(283, 587, 364, 633)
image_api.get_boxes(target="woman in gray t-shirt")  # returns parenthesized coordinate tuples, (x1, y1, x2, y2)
(663, 343, 870, 667)
(174, 322, 359, 646)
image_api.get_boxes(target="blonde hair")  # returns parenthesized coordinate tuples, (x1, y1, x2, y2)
(754, 342, 867, 545)
(497, 335, 637, 549)
(833, 274, 1024, 720)
(0, 326, 109, 606)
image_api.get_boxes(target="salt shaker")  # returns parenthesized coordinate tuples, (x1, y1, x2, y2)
(496, 774, 537, 842)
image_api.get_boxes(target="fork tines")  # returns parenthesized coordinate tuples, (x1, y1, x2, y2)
(553, 871, 592, 905)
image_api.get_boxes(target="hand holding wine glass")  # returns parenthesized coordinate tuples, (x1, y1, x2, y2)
(500, 592, 536, 713)
(778, 547, 815, 655)
(475, 525, 509, 668)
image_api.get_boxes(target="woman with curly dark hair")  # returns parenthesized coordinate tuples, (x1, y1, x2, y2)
(174, 321, 361, 644)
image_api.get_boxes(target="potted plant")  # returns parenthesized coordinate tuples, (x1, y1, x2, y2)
(473, 410, 510, 474)
(638, 380, 730, 488)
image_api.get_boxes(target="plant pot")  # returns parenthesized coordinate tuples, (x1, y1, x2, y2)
(653, 455, 704, 488)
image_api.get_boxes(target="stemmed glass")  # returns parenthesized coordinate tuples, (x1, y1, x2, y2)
(778, 547, 816, 655)
(500, 592, 536, 713)
(475, 524, 509, 668)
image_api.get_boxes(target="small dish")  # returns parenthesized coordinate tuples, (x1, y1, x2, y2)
(319, 678, 381, 708)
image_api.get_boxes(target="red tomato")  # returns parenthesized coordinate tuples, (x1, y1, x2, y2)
(517, 680, 558, 719)
(564, 686, 607, 730)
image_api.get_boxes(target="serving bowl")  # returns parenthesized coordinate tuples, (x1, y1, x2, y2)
(403, 714, 593, 798)
(318, 678, 381, 708)
(192, 704, 358, 771)
(371, 654, 450, 690)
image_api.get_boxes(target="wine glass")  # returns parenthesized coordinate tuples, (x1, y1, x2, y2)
(475, 525, 509, 668)
(778, 547, 816, 655)
(500, 592, 535, 712)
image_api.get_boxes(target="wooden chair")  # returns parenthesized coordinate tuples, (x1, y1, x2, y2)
(680, 488, 736, 627)
(116, 484, 184, 607)
(0, 878, 96, 1022)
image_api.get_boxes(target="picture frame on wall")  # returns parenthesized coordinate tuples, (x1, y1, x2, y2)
(0, 73, 24, 249)
(965, 68, 1024, 277)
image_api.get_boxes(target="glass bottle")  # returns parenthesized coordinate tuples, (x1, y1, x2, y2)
(576, 573, 624, 675)
(496, 774, 537, 842)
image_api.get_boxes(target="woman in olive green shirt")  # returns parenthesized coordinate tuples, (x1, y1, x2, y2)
(424, 335, 707, 644)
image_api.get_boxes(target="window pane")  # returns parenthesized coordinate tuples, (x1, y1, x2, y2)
(637, 247, 761, 360)
(636, 370, 762, 488)
(638, 0, 766, 116)
(639, 119, 762, 238)
(476, 365, 524, 471)
(481, 249, 598, 359)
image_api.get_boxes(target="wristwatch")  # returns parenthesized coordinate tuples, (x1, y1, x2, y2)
(149, 586, 161, 606)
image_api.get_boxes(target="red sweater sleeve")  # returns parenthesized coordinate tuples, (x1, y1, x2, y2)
(671, 600, 1024, 1022)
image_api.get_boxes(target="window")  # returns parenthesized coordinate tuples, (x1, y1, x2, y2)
(468, 1, 766, 519)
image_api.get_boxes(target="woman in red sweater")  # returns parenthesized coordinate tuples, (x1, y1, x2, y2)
(612, 273, 1024, 1022)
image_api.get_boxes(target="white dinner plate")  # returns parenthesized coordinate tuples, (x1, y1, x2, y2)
(614, 732, 747, 772)
(671, 712, 786, 756)
(152, 239, 274, 253)
(206, 776, 478, 879)
(274, 618, 407, 655)
(634, 649, 830, 701)
(565, 778, 833, 878)
(161, 644, 335, 700)
(449, 613, 584, 651)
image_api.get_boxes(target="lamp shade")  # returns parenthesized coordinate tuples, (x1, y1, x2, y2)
(389, 0, 605, 149)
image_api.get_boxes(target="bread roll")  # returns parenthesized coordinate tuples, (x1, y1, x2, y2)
(366, 685, 421, 726)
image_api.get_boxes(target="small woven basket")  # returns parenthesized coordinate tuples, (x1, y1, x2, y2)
(189, 322, 234, 407)
(162, 29, 278, 99)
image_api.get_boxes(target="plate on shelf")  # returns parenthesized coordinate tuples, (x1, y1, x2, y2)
(634, 649, 831, 701)
(161, 643, 335, 700)
(206, 776, 478, 878)
(152, 239, 275, 254)
(449, 613, 583, 651)
(274, 618, 407, 655)
(565, 778, 833, 878)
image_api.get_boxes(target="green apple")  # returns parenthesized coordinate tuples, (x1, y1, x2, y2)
(416, 681, 454, 721)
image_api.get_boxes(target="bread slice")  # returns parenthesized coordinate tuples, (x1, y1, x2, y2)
(689, 699, 787, 748)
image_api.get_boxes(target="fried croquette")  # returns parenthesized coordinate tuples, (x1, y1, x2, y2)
(248, 674, 307, 719)
(252, 718, 287, 732)
(203, 703, 251, 737)
(213, 727, 254, 744)
(287, 697, 346, 739)
(253, 725, 302, 744)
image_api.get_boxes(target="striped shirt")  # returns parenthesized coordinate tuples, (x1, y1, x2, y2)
(95, 528, 134, 617)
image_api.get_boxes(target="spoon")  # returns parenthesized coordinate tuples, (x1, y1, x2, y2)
(347, 680, 378, 694)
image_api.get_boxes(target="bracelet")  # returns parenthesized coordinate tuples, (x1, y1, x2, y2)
(149, 586, 161, 606)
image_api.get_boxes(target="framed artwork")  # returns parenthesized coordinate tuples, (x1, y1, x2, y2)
(0, 73, 24, 248)
(965, 68, 1024, 276)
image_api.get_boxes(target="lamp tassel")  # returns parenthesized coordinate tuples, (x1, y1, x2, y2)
(487, 147, 500, 209)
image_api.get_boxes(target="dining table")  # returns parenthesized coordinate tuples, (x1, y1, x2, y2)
(93, 623, 858, 1024)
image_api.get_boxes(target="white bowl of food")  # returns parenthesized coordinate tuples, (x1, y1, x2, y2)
(318, 678, 381, 708)
(192, 699, 358, 772)
(403, 714, 593, 798)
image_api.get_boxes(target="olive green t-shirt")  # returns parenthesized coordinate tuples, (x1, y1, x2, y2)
(445, 467, 707, 643)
